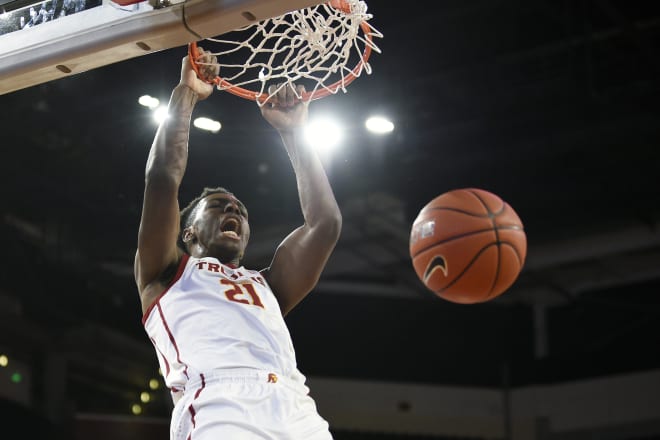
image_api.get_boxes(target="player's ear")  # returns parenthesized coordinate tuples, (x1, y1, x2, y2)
(182, 226, 197, 244)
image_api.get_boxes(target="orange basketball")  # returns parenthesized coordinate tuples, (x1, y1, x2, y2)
(409, 188, 527, 304)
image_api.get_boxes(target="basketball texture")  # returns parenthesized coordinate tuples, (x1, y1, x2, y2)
(409, 188, 527, 304)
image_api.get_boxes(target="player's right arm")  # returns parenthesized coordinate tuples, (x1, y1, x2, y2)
(134, 49, 217, 313)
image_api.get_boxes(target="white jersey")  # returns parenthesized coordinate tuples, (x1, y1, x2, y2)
(142, 254, 306, 399)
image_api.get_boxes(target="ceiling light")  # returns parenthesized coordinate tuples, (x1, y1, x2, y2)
(365, 116, 394, 134)
(193, 117, 221, 133)
(304, 118, 343, 153)
(149, 378, 160, 390)
(153, 106, 169, 124)
(138, 95, 160, 109)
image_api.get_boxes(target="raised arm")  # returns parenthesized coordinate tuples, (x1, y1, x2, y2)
(260, 85, 342, 315)
(134, 49, 217, 312)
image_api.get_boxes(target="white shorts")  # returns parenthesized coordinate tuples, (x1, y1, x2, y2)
(170, 368, 333, 440)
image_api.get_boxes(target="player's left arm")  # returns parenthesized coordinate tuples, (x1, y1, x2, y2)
(260, 84, 342, 316)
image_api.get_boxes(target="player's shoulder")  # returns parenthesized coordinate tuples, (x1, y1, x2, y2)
(137, 250, 187, 309)
(258, 266, 271, 280)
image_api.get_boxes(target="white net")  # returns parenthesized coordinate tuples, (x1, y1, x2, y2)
(195, 0, 382, 104)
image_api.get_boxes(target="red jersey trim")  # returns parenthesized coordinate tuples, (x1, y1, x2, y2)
(156, 299, 189, 380)
(141, 253, 191, 325)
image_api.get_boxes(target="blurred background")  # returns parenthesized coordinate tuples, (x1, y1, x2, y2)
(0, 0, 659, 438)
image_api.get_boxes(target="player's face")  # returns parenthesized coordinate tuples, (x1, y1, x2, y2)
(193, 193, 250, 260)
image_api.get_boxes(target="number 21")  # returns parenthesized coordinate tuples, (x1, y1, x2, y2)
(220, 279, 264, 308)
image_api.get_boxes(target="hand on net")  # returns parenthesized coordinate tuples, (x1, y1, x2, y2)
(260, 83, 309, 132)
(180, 45, 218, 99)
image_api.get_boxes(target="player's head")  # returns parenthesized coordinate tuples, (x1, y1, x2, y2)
(179, 187, 250, 263)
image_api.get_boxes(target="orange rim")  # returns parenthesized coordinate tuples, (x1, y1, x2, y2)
(188, 1, 375, 103)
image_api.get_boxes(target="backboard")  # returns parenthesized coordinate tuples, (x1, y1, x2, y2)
(0, 0, 324, 95)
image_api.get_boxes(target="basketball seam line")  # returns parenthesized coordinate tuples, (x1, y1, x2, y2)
(436, 242, 496, 297)
(420, 207, 498, 218)
(486, 241, 526, 301)
(467, 189, 506, 217)
(470, 189, 503, 302)
(434, 241, 523, 300)
(410, 227, 524, 259)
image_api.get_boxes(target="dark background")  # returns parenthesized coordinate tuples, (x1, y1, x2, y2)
(0, 0, 659, 434)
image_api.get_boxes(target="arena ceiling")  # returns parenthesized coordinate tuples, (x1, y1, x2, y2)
(0, 0, 659, 419)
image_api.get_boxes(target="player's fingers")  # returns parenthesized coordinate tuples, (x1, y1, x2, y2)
(212, 54, 219, 75)
(295, 84, 306, 102)
(266, 84, 278, 107)
(195, 45, 205, 61)
(193, 49, 216, 81)
(268, 84, 277, 96)
(203, 67, 214, 81)
(285, 83, 296, 107)
(280, 83, 291, 106)
(197, 47, 212, 66)
(276, 83, 288, 106)
(205, 54, 218, 78)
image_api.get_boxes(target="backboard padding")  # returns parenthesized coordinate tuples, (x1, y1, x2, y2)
(0, 0, 325, 95)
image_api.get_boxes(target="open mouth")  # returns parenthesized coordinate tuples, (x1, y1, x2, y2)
(220, 218, 240, 239)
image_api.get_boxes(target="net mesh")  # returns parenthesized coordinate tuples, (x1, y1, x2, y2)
(195, 0, 382, 104)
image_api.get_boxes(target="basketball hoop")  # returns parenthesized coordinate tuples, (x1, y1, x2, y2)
(188, 0, 382, 105)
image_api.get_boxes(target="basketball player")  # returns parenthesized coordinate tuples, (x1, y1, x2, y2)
(134, 48, 341, 439)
